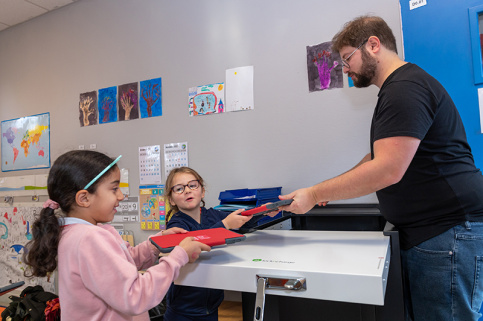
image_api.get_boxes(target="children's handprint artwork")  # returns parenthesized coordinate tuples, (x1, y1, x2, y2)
(307, 41, 343, 92)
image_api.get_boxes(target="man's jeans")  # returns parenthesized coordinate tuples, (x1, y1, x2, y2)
(401, 221, 483, 321)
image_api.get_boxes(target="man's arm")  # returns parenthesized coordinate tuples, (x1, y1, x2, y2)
(280, 136, 420, 214)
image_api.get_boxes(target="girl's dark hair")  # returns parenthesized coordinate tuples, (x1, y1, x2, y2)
(164, 167, 205, 221)
(331, 15, 397, 54)
(23, 150, 116, 277)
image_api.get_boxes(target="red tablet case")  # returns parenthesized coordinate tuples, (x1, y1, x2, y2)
(150, 227, 246, 253)
(240, 199, 293, 216)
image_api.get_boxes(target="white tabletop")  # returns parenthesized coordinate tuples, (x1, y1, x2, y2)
(175, 229, 391, 305)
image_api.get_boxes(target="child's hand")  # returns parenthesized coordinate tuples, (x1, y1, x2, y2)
(222, 209, 251, 230)
(179, 237, 211, 263)
(163, 227, 188, 235)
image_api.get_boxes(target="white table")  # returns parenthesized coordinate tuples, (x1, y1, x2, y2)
(176, 229, 390, 306)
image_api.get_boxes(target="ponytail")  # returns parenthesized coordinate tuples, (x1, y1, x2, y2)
(23, 207, 62, 277)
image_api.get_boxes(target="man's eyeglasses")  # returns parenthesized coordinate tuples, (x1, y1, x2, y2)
(171, 180, 201, 194)
(341, 39, 369, 69)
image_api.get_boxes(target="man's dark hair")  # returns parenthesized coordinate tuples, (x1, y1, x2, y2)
(332, 15, 397, 54)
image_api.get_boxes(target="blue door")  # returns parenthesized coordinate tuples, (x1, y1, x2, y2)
(399, 0, 483, 168)
(399, 1, 483, 318)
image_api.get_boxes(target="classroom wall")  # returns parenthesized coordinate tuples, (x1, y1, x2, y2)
(0, 0, 402, 242)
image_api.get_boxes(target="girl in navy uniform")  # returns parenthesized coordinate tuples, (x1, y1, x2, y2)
(163, 167, 276, 321)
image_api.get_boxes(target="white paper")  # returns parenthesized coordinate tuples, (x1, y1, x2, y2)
(225, 66, 254, 112)
(409, 0, 427, 10)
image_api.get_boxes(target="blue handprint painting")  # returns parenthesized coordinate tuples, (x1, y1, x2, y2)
(307, 41, 343, 92)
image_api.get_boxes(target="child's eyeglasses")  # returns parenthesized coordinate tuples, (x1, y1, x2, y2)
(171, 180, 201, 194)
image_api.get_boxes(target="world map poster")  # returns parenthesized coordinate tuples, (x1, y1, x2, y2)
(1, 113, 51, 172)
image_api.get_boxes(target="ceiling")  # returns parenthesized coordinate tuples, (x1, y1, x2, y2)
(0, 0, 78, 32)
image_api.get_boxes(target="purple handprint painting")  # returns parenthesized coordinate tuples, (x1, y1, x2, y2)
(307, 41, 343, 92)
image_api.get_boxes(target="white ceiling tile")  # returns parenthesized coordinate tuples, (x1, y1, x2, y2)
(27, 0, 75, 11)
(0, 0, 48, 26)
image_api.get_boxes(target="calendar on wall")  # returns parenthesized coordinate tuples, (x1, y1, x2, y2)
(164, 142, 188, 177)
(138, 145, 162, 185)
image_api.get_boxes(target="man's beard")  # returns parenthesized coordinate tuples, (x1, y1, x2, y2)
(349, 49, 377, 88)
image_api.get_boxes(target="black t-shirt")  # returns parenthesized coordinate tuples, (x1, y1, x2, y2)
(371, 63, 483, 249)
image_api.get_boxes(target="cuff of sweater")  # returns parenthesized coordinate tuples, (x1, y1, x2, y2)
(170, 246, 189, 265)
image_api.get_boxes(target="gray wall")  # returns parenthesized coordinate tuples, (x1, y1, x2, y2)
(0, 0, 402, 242)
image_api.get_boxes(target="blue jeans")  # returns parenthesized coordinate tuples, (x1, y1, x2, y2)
(401, 221, 483, 321)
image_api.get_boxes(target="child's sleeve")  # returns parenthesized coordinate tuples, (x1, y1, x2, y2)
(77, 228, 188, 316)
(128, 231, 163, 270)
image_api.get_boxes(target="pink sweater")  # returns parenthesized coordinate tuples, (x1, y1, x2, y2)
(58, 223, 188, 321)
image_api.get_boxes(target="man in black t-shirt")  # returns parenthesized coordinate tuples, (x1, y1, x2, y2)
(279, 15, 483, 321)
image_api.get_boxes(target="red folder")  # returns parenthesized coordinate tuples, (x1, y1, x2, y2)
(150, 227, 246, 253)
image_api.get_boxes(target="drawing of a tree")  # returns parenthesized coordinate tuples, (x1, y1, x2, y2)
(141, 82, 160, 117)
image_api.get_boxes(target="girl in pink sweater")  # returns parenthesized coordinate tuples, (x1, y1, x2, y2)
(24, 150, 210, 321)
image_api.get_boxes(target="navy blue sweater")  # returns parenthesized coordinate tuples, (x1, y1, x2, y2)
(166, 207, 258, 317)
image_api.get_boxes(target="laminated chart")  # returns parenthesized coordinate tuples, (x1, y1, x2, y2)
(139, 185, 166, 230)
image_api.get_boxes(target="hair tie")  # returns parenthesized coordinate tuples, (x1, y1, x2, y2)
(43, 199, 60, 210)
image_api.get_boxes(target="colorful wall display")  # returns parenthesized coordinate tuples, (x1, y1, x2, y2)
(1, 113, 50, 172)
(79, 77, 162, 127)
(139, 185, 166, 230)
